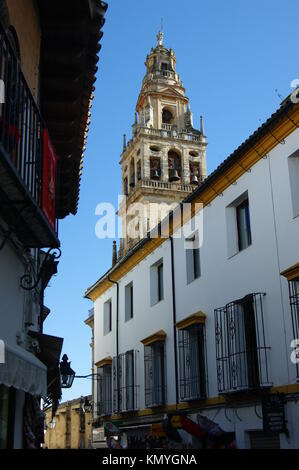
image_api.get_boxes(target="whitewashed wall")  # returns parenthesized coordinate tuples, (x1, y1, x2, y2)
(93, 127, 299, 447)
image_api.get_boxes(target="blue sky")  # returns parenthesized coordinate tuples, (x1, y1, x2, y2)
(44, 0, 299, 401)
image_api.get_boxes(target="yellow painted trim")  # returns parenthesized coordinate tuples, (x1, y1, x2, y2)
(281, 262, 299, 281)
(176, 311, 206, 329)
(86, 104, 299, 302)
(141, 330, 167, 346)
(97, 383, 299, 423)
(95, 356, 112, 368)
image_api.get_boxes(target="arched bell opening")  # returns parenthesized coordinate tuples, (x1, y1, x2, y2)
(168, 150, 181, 182)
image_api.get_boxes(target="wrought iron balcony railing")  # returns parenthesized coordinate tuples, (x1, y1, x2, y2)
(97, 365, 112, 417)
(288, 278, 299, 380)
(178, 324, 207, 401)
(0, 20, 59, 247)
(112, 351, 140, 413)
(144, 342, 167, 407)
(215, 293, 272, 394)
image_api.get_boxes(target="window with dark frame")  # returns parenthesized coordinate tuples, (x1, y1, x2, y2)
(186, 234, 201, 284)
(125, 350, 135, 411)
(236, 198, 252, 251)
(125, 282, 133, 322)
(288, 277, 299, 380)
(157, 262, 164, 302)
(144, 342, 166, 407)
(104, 299, 112, 335)
(215, 293, 271, 394)
(112, 351, 139, 413)
(178, 323, 206, 401)
(98, 365, 112, 416)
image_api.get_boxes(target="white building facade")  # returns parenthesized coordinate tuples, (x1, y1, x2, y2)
(86, 80, 299, 448)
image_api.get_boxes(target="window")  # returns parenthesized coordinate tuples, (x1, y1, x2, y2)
(98, 365, 112, 416)
(162, 108, 173, 124)
(125, 282, 133, 321)
(113, 351, 139, 412)
(215, 293, 271, 393)
(178, 324, 206, 401)
(189, 161, 200, 185)
(288, 150, 299, 218)
(186, 234, 200, 284)
(144, 342, 166, 407)
(236, 198, 252, 251)
(288, 277, 299, 379)
(168, 150, 181, 180)
(226, 192, 252, 257)
(104, 300, 112, 335)
(150, 156, 161, 180)
(158, 263, 164, 302)
(150, 260, 164, 305)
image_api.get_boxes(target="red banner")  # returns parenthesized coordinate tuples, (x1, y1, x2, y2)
(42, 129, 58, 230)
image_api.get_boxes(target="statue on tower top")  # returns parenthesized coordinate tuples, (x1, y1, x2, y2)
(157, 31, 163, 46)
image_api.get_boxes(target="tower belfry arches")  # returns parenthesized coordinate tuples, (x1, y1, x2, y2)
(118, 33, 207, 257)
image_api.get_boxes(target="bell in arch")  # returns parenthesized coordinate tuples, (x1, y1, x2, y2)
(169, 169, 180, 182)
(191, 174, 199, 185)
(152, 169, 160, 181)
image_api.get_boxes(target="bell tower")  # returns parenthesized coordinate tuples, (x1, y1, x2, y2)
(118, 32, 207, 256)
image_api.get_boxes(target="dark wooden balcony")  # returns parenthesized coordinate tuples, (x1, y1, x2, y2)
(0, 21, 59, 248)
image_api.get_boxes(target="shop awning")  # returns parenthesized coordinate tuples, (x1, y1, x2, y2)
(28, 331, 63, 417)
(0, 343, 47, 396)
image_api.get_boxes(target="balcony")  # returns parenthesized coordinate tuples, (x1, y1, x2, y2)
(214, 293, 272, 394)
(0, 21, 59, 248)
(113, 351, 140, 413)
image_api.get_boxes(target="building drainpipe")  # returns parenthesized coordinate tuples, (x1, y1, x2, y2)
(170, 236, 179, 407)
(108, 275, 120, 414)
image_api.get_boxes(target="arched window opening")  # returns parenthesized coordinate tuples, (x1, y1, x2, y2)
(123, 177, 128, 196)
(162, 108, 173, 124)
(168, 150, 181, 182)
(150, 157, 161, 181)
(130, 160, 135, 187)
(137, 160, 141, 180)
(190, 162, 200, 185)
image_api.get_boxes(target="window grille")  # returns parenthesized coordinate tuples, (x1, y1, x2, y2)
(112, 350, 139, 413)
(97, 365, 112, 417)
(288, 278, 299, 379)
(144, 342, 166, 407)
(178, 323, 207, 400)
(215, 293, 271, 394)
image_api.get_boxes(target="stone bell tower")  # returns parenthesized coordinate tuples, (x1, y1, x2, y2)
(118, 31, 207, 256)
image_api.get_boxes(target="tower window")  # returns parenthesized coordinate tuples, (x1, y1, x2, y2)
(168, 150, 181, 180)
(190, 162, 200, 185)
(137, 160, 141, 180)
(162, 108, 173, 124)
(150, 157, 161, 180)
(123, 177, 128, 196)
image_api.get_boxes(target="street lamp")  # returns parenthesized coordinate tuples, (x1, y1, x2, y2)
(81, 396, 92, 414)
(59, 354, 76, 388)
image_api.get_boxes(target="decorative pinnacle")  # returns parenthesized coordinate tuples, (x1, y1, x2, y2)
(157, 31, 163, 46)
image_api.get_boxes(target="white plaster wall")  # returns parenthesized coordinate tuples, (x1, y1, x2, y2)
(93, 128, 299, 446)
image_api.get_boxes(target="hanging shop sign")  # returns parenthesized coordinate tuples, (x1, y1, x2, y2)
(262, 393, 287, 433)
(42, 129, 58, 230)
